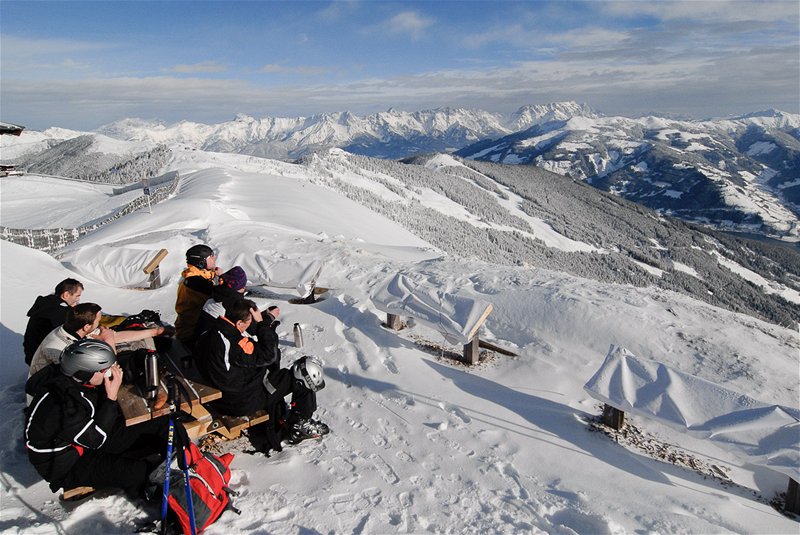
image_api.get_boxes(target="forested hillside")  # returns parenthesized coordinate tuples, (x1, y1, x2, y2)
(300, 151, 800, 327)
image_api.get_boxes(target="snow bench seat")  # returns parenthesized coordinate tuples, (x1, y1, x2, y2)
(371, 274, 494, 364)
(59, 246, 169, 289)
(584, 346, 800, 514)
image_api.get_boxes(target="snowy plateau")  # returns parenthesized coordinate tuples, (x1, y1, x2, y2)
(0, 111, 799, 534)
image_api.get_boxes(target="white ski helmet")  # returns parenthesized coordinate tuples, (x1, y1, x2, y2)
(60, 339, 116, 380)
(292, 356, 325, 392)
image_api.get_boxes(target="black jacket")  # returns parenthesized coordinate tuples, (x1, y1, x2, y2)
(193, 285, 247, 341)
(195, 315, 280, 416)
(23, 295, 69, 365)
(25, 365, 120, 491)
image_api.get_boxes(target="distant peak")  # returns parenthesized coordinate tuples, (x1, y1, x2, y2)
(508, 102, 599, 130)
(735, 108, 787, 119)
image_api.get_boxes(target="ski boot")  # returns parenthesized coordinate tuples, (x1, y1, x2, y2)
(288, 418, 330, 445)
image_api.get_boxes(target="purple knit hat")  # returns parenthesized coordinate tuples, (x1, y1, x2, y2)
(221, 266, 247, 291)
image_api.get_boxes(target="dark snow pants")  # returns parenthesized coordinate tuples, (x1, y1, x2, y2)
(59, 415, 169, 495)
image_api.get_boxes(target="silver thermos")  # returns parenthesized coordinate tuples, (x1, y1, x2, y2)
(144, 351, 159, 400)
(293, 323, 304, 348)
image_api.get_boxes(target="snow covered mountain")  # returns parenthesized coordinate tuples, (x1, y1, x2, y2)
(457, 110, 800, 239)
(95, 106, 531, 160)
(4, 103, 798, 240)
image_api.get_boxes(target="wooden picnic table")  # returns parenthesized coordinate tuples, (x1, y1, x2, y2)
(117, 375, 221, 427)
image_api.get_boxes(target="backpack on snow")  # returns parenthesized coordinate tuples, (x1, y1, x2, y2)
(167, 440, 237, 535)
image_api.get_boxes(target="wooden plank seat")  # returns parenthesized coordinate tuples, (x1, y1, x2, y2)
(61, 486, 96, 501)
(208, 410, 269, 441)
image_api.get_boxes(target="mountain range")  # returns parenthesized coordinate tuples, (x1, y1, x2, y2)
(3, 102, 798, 240)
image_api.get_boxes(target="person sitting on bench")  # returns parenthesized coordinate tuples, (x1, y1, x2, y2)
(262, 356, 329, 453)
(194, 265, 281, 351)
(195, 298, 282, 414)
(25, 339, 167, 499)
(23, 278, 84, 365)
(175, 244, 222, 347)
(28, 302, 168, 379)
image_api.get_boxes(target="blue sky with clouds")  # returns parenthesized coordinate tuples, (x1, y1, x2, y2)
(1, 0, 798, 130)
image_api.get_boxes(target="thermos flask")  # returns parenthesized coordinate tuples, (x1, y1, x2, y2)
(144, 351, 159, 400)
(293, 323, 304, 348)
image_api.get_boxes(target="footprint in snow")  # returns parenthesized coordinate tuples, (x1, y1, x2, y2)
(369, 453, 399, 484)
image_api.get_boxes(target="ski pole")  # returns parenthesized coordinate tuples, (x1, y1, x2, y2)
(182, 446, 197, 535)
(160, 412, 175, 535)
(170, 377, 197, 535)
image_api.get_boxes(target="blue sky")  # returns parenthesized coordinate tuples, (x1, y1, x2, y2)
(1, 0, 798, 131)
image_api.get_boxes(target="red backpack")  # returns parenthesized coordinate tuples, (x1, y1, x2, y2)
(168, 441, 236, 534)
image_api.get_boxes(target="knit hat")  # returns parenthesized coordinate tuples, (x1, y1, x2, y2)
(221, 266, 247, 291)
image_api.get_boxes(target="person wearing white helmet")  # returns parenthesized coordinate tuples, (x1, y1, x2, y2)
(260, 355, 329, 454)
(25, 339, 167, 498)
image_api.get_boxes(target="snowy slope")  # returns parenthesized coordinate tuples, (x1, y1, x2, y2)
(1, 147, 798, 534)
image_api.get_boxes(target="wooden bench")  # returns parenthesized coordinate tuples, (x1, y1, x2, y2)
(385, 306, 499, 364)
(373, 274, 516, 364)
(61, 486, 96, 501)
(208, 410, 269, 440)
(585, 346, 800, 515)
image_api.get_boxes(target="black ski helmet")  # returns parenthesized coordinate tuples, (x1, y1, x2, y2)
(186, 244, 215, 269)
(60, 339, 116, 382)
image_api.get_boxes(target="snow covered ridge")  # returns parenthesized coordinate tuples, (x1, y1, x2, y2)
(2, 143, 798, 328)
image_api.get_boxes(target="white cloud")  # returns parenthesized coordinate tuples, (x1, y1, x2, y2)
(0, 34, 114, 58)
(385, 11, 434, 40)
(162, 61, 227, 74)
(606, 0, 798, 23)
(260, 64, 332, 75)
(549, 27, 631, 48)
(466, 23, 631, 51)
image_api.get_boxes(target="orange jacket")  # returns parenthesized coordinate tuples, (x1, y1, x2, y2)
(174, 265, 218, 343)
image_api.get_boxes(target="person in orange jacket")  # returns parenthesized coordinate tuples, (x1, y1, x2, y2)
(174, 244, 222, 346)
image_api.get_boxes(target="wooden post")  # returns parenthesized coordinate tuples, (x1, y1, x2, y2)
(786, 478, 800, 515)
(463, 337, 480, 365)
(386, 313, 403, 330)
(147, 267, 162, 289)
(602, 404, 625, 430)
(142, 248, 168, 289)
